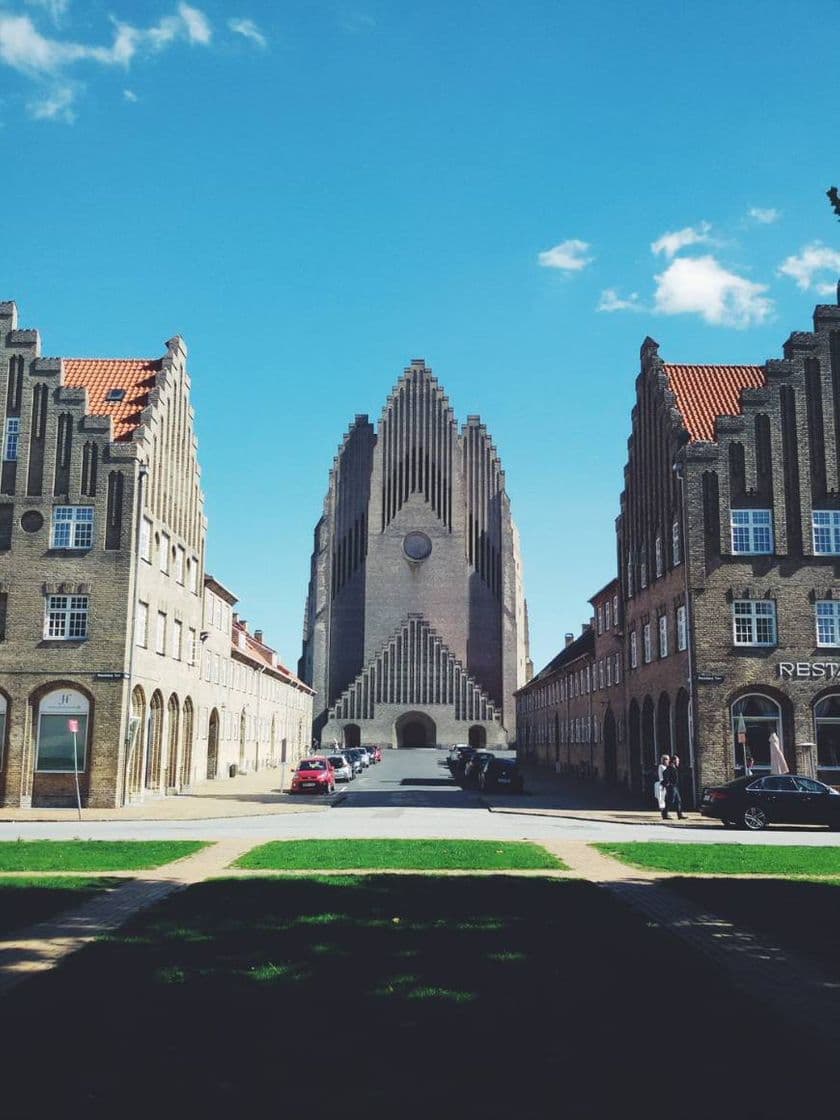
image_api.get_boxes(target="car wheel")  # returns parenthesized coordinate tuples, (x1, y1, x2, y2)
(743, 805, 768, 831)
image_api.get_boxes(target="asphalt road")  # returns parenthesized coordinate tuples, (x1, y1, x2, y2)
(4, 748, 840, 846)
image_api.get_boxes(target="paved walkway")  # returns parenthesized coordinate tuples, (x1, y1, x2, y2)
(545, 841, 840, 1044)
(0, 838, 254, 996)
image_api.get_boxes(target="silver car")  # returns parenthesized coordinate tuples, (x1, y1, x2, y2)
(327, 754, 354, 783)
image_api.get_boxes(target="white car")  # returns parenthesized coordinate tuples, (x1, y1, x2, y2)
(327, 754, 354, 783)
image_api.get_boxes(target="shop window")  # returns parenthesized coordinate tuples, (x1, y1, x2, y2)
(815, 695, 840, 770)
(35, 688, 89, 772)
(731, 694, 781, 773)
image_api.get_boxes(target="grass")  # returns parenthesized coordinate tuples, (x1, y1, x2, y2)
(234, 838, 564, 870)
(0, 874, 832, 1118)
(0, 876, 123, 936)
(0, 840, 207, 872)
(594, 841, 840, 877)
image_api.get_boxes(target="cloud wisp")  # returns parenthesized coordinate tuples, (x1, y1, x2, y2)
(654, 255, 772, 328)
(597, 289, 645, 313)
(778, 242, 840, 296)
(537, 239, 593, 272)
(650, 221, 712, 259)
(748, 207, 781, 225)
(228, 18, 267, 48)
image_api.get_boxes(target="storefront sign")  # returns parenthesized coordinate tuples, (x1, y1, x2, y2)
(778, 662, 840, 680)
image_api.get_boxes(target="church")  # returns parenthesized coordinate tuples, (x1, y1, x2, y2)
(299, 359, 530, 749)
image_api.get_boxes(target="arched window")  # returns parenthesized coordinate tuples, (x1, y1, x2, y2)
(814, 695, 840, 771)
(36, 688, 89, 772)
(731, 694, 781, 772)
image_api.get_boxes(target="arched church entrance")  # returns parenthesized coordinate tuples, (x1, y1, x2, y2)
(343, 724, 361, 749)
(395, 711, 437, 748)
(468, 725, 486, 748)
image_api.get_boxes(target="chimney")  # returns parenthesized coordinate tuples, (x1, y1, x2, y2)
(254, 629, 263, 644)
(564, 633, 574, 648)
(240, 620, 247, 632)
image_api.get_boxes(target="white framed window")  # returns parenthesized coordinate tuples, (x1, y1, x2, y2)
(813, 511, 840, 555)
(733, 600, 777, 646)
(598, 660, 605, 689)
(816, 601, 840, 647)
(136, 601, 148, 648)
(187, 627, 197, 665)
(630, 631, 638, 669)
(51, 506, 94, 549)
(672, 519, 681, 566)
(676, 605, 687, 651)
(172, 618, 183, 660)
(597, 606, 603, 634)
(189, 558, 198, 593)
(45, 594, 89, 640)
(626, 556, 634, 597)
(156, 611, 167, 654)
(614, 652, 621, 683)
(643, 623, 652, 663)
(140, 516, 152, 562)
(175, 546, 185, 584)
(640, 553, 648, 589)
(36, 689, 89, 772)
(606, 658, 612, 687)
(655, 535, 663, 578)
(731, 509, 773, 555)
(605, 600, 612, 630)
(159, 532, 170, 573)
(3, 417, 20, 461)
(659, 614, 668, 658)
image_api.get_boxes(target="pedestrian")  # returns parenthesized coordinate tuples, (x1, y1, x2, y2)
(655, 754, 669, 815)
(662, 755, 686, 820)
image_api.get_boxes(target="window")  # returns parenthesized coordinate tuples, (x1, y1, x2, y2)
(640, 553, 648, 589)
(597, 606, 603, 634)
(188, 559, 198, 593)
(36, 689, 89, 772)
(614, 652, 621, 683)
(175, 546, 185, 584)
(156, 611, 167, 655)
(655, 535, 663, 578)
(731, 509, 773, 554)
(136, 601, 148, 647)
(630, 631, 638, 669)
(676, 605, 687, 651)
(659, 614, 668, 658)
(606, 658, 612, 687)
(672, 519, 681, 566)
(731, 694, 781, 772)
(140, 516, 152, 562)
(612, 594, 619, 625)
(45, 595, 88, 640)
(626, 556, 634, 597)
(598, 660, 605, 689)
(643, 623, 652, 663)
(172, 618, 183, 660)
(813, 511, 840, 555)
(605, 601, 612, 630)
(816, 601, 840, 647)
(159, 533, 170, 573)
(3, 417, 19, 461)
(815, 695, 840, 770)
(732, 600, 776, 646)
(51, 506, 94, 549)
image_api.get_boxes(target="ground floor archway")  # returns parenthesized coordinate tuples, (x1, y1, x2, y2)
(207, 709, 219, 780)
(343, 724, 361, 749)
(603, 707, 617, 784)
(395, 711, 437, 748)
(468, 725, 486, 748)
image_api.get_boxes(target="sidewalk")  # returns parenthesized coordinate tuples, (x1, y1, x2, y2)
(0, 765, 330, 823)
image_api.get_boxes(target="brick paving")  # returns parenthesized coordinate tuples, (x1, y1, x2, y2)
(545, 841, 840, 1044)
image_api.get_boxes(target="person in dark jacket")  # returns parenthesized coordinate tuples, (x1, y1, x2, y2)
(661, 756, 685, 820)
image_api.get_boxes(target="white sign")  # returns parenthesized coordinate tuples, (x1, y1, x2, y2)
(40, 689, 89, 715)
(778, 662, 840, 680)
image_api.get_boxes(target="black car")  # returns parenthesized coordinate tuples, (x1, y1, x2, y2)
(449, 746, 478, 778)
(462, 750, 495, 786)
(478, 756, 524, 794)
(700, 774, 840, 830)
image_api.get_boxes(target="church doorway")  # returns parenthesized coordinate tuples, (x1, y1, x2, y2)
(343, 724, 361, 749)
(395, 711, 437, 748)
(468, 725, 486, 748)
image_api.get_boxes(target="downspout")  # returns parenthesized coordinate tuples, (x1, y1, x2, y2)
(675, 461, 698, 807)
(122, 464, 148, 806)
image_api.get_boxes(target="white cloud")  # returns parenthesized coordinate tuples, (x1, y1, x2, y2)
(28, 81, 75, 121)
(179, 4, 212, 45)
(25, 0, 69, 22)
(654, 255, 772, 328)
(651, 221, 712, 258)
(228, 18, 266, 47)
(748, 207, 781, 225)
(123, 87, 137, 102)
(597, 288, 645, 313)
(777, 242, 840, 293)
(537, 239, 592, 271)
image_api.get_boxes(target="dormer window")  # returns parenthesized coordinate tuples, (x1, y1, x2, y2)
(105, 388, 126, 402)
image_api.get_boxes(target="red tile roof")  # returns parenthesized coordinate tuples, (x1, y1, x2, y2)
(663, 363, 766, 443)
(232, 621, 314, 693)
(63, 358, 161, 442)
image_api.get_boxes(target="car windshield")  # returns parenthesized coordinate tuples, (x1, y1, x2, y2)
(299, 759, 326, 771)
(328, 757, 345, 767)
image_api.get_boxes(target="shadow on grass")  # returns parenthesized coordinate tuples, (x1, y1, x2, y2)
(0, 878, 123, 939)
(0, 876, 832, 1118)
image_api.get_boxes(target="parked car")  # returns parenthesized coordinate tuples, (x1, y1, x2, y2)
(356, 747, 372, 768)
(462, 750, 495, 785)
(291, 756, 336, 795)
(700, 774, 840, 830)
(327, 754, 354, 783)
(448, 746, 475, 775)
(343, 749, 364, 775)
(478, 756, 524, 794)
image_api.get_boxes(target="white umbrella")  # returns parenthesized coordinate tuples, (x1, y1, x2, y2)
(769, 731, 788, 775)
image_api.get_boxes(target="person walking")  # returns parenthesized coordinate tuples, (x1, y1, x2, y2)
(662, 755, 686, 820)
(655, 754, 669, 818)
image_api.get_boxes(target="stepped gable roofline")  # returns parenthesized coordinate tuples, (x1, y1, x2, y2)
(517, 628, 594, 694)
(63, 356, 163, 442)
(662, 362, 766, 444)
(377, 357, 456, 424)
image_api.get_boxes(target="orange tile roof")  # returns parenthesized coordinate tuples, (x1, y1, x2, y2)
(63, 358, 161, 442)
(663, 363, 766, 443)
(232, 622, 314, 693)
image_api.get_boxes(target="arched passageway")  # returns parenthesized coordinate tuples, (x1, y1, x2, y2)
(656, 692, 672, 758)
(166, 694, 180, 791)
(146, 691, 164, 791)
(603, 707, 617, 784)
(628, 700, 641, 796)
(181, 698, 194, 788)
(468, 725, 486, 749)
(343, 724, 361, 749)
(207, 709, 219, 780)
(395, 711, 436, 748)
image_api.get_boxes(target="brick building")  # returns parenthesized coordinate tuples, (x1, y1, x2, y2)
(300, 359, 530, 748)
(0, 301, 310, 808)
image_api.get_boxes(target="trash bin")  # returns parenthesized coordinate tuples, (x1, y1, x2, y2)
(229, 763, 237, 778)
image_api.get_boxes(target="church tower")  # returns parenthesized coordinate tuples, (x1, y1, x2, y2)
(299, 359, 529, 748)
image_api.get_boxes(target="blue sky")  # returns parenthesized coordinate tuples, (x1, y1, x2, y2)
(1, 0, 839, 674)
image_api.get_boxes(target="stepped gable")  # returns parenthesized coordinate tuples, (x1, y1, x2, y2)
(663, 363, 766, 443)
(329, 614, 501, 724)
(63, 358, 161, 442)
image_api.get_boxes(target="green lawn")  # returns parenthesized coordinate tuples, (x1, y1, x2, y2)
(0, 876, 123, 937)
(234, 838, 564, 870)
(0, 840, 207, 872)
(0, 874, 831, 1118)
(594, 841, 840, 877)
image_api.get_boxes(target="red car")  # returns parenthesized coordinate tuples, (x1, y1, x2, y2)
(290, 756, 336, 795)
